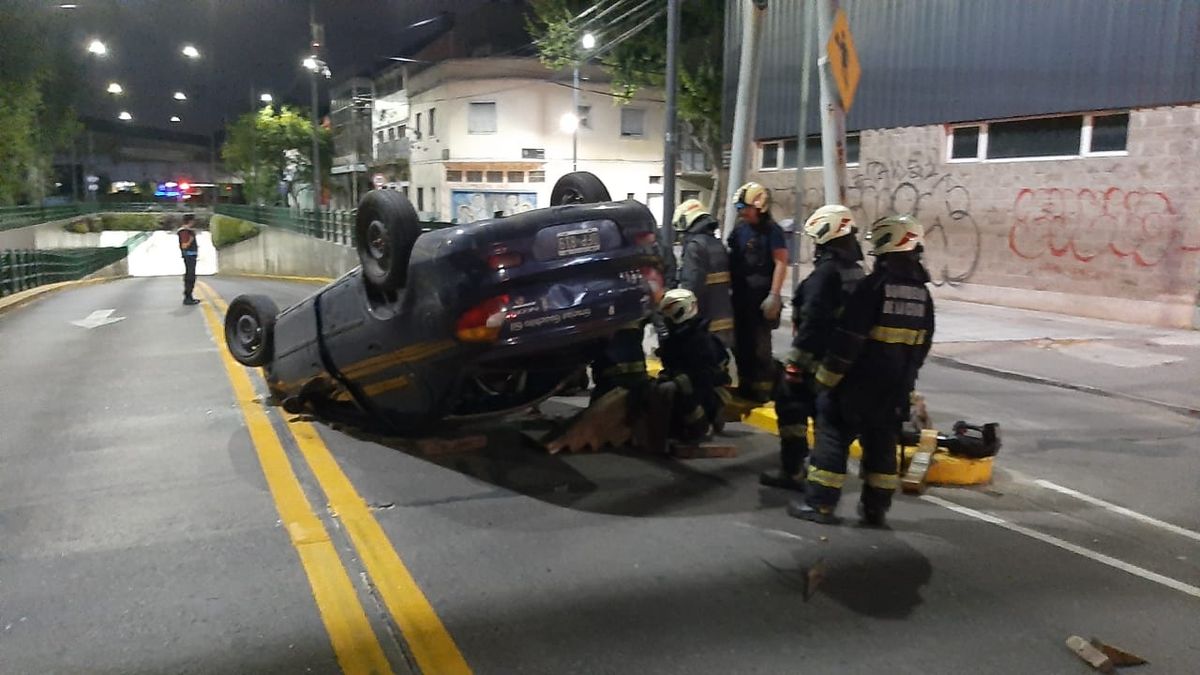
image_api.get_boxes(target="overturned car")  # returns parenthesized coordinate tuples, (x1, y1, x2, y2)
(223, 172, 665, 431)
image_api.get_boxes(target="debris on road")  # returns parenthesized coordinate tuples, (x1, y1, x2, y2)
(802, 559, 826, 601)
(901, 429, 939, 494)
(669, 442, 738, 459)
(1066, 635, 1147, 672)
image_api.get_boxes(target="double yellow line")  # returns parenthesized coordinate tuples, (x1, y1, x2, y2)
(196, 282, 471, 675)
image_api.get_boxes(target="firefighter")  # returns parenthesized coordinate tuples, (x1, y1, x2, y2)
(655, 288, 732, 441)
(672, 199, 734, 348)
(590, 322, 650, 403)
(726, 182, 788, 402)
(788, 215, 935, 527)
(760, 204, 865, 492)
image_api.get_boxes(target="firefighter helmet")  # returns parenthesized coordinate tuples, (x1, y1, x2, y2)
(803, 204, 857, 245)
(867, 215, 925, 255)
(672, 199, 710, 232)
(733, 182, 770, 211)
(659, 288, 699, 325)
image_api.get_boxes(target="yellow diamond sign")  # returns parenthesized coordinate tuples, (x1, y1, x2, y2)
(827, 8, 861, 112)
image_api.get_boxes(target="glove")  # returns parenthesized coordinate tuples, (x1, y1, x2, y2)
(760, 293, 782, 322)
(783, 348, 806, 384)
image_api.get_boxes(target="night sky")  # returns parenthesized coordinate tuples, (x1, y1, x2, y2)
(38, 0, 499, 136)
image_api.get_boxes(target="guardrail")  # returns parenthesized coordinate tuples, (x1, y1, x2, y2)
(0, 246, 131, 298)
(215, 205, 356, 246)
(0, 202, 194, 232)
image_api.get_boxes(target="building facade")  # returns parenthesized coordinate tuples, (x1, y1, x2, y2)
(724, 0, 1200, 327)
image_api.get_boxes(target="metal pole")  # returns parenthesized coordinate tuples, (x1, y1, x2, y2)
(792, 0, 815, 282)
(250, 85, 257, 206)
(71, 137, 79, 203)
(817, 0, 847, 205)
(723, 0, 768, 236)
(572, 65, 580, 172)
(661, 0, 681, 283)
(309, 3, 323, 212)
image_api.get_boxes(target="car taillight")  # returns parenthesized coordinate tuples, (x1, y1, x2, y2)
(456, 294, 510, 342)
(633, 231, 657, 247)
(487, 252, 523, 270)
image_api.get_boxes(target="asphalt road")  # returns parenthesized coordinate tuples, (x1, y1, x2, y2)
(2, 275, 1197, 674)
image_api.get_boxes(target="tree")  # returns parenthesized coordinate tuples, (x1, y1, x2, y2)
(0, 8, 83, 205)
(221, 105, 331, 206)
(527, 0, 726, 210)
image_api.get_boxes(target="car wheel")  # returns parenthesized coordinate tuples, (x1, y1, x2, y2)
(224, 294, 279, 367)
(550, 171, 612, 205)
(355, 189, 421, 291)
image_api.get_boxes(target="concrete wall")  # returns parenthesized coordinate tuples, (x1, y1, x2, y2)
(216, 227, 357, 280)
(751, 104, 1200, 328)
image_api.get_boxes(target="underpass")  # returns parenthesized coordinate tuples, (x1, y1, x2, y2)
(2, 273, 1198, 673)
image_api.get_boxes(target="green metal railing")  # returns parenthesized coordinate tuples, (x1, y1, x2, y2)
(0, 246, 131, 298)
(0, 202, 192, 232)
(215, 204, 356, 246)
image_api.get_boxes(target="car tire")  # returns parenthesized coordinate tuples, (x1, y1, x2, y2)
(355, 189, 421, 291)
(225, 294, 279, 367)
(550, 171, 612, 205)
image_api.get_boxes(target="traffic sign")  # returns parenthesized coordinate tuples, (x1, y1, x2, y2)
(826, 9, 861, 112)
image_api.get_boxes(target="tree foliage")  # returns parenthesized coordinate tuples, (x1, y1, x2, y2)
(527, 0, 726, 198)
(221, 105, 331, 206)
(0, 8, 84, 205)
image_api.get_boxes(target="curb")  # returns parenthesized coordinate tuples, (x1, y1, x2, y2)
(0, 276, 124, 317)
(217, 271, 334, 285)
(930, 353, 1200, 420)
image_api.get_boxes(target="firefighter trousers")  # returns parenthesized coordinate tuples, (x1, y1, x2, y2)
(774, 377, 814, 477)
(805, 390, 900, 513)
(732, 307, 775, 401)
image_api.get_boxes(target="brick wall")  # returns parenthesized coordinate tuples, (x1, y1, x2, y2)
(751, 104, 1200, 328)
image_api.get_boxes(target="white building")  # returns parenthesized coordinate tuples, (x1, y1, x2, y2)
(402, 57, 710, 224)
(369, 64, 410, 191)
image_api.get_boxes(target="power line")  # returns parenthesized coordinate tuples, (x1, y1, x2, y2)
(589, 5, 667, 62)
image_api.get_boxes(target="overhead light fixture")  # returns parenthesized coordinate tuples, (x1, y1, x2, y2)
(106, 82, 123, 95)
(173, 91, 187, 101)
(302, 56, 318, 71)
(170, 116, 181, 123)
(181, 44, 200, 59)
(260, 93, 273, 103)
(59, 4, 78, 8)
(118, 111, 132, 121)
(87, 39, 107, 56)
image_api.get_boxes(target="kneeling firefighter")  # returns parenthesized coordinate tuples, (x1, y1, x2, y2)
(671, 199, 735, 348)
(727, 183, 788, 402)
(655, 288, 733, 441)
(761, 204, 865, 492)
(789, 215, 935, 527)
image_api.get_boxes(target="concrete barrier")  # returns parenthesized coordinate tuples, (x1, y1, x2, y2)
(216, 227, 357, 280)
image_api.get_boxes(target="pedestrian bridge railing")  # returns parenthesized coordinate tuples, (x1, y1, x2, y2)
(0, 239, 142, 298)
(0, 203, 193, 232)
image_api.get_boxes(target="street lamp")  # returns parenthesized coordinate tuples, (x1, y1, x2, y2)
(181, 44, 200, 59)
(559, 112, 580, 134)
(260, 93, 273, 104)
(170, 116, 181, 123)
(301, 55, 331, 210)
(173, 91, 188, 101)
(87, 39, 107, 56)
(581, 32, 596, 50)
(570, 33, 596, 171)
(106, 82, 123, 95)
(118, 111, 132, 121)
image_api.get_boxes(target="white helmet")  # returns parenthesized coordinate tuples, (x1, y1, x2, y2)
(659, 288, 699, 325)
(803, 204, 856, 245)
(868, 215, 924, 255)
(672, 199, 710, 232)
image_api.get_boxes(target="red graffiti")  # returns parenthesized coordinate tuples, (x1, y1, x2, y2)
(1009, 187, 1200, 267)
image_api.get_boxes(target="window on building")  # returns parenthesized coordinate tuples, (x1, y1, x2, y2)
(529, 170, 546, 182)
(649, 175, 662, 185)
(627, 192, 636, 200)
(577, 105, 592, 130)
(522, 148, 545, 159)
(781, 140, 799, 168)
(949, 125, 982, 160)
(468, 102, 497, 134)
(486, 170, 503, 183)
(988, 115, 1083, 159)
(417, 187, 425, 211)
(507, 171, 524, 182)
(760, 142, 781, 170)
(1086, 113, 1129, 154)
(430, 187, 436, 215)
(398, 124, 406, 139)
(446, 170, 463, 182)
(680, 189, 701, 202)
(415, 112, 422, 138)
(620, 108, 645, 137)
(466, 170, 483, 183)
(428, 108, 436, 137)
(377, 130, 385, 143)
(387, 127, 396, 141)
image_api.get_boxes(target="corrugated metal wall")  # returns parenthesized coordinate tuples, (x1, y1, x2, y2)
(723, 0, 1200, 140)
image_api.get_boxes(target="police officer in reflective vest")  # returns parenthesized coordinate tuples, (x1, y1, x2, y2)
(178, 214, 200, 305)
(761, 205, 864, 492)
(672, 199, 734, 348)
(789, 215, 935, 527)
(726, 183, 788, 402)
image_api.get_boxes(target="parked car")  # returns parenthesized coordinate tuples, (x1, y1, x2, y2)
(224, 172, 664, 431)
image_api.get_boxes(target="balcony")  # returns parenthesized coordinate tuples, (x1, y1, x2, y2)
(374, 139, 411, 163)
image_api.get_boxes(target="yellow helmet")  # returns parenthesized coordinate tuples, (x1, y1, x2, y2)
(867, 215, 925, 255)
(659, 288, 699, 325)
(803, 204, 856, 245)
(672, 199, 710, 232)
(734, 182, 770, 211)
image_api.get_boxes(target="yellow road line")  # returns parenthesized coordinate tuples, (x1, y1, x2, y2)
(194, 283, 394, 675)
(201, 281, 472, 675)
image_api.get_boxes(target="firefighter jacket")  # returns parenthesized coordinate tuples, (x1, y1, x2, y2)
(789, 244, 865, 373)
(657, 317, 732, 421)
(815, 253, 935, 410)
(677, 214, 735, 340)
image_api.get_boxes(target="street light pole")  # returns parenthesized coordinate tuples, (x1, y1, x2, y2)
(572, 65, 580, 172)
(661, 0, 681, 284)
(723, 0, 768, 236)
(309, 3, 323, 211)
(817, 0, 847, 205)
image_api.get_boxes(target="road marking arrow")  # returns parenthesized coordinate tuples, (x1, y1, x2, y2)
(70, 309, 126, 329)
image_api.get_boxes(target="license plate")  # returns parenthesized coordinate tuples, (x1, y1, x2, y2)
(556, 228, 601, 256)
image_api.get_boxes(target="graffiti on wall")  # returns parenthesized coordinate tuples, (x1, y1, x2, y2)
(1008, 188, 1200, 267)
(452, 190, 538, 224)
(798, 150, 981, 286)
